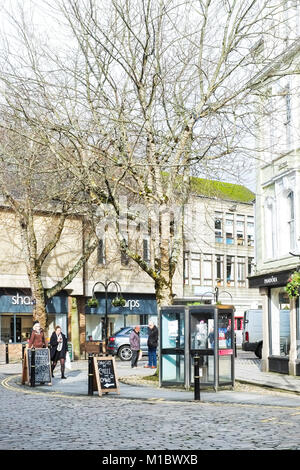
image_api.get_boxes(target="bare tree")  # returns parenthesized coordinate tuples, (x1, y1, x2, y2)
(0, 0, 298, 306)
(0, 122, 99, 329)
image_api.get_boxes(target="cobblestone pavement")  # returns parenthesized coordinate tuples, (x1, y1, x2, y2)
(1, 370, 300, 451)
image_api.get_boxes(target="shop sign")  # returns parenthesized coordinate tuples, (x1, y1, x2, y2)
(124, 299, 140, 310)
(12, 293, 34, 305)
(248, 270, 292, 289)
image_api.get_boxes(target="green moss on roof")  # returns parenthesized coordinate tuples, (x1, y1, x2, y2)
(190, 177, 255, 203)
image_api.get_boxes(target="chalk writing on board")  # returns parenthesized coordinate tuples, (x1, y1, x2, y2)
(97, 359, 116, 389)
(27, 348, 51, 383)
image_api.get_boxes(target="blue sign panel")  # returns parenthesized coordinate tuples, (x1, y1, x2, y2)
(85, 293, 157, 315)
(0, 290, 68, 314)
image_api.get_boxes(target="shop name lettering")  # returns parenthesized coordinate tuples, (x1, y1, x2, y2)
(102, 454, 198, 466)
(264, 276, 278, 285)
(11, 294, 34, 305)
(124, 299, 140, 310)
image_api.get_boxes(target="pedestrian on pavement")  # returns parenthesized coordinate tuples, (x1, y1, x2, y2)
(28, 321, 48, 349)
(50, 325, 68, 379)
(144, 321, 158, 369)
(129, 325, 140, 368)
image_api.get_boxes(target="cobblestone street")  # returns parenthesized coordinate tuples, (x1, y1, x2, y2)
(1, 367, 300, 451)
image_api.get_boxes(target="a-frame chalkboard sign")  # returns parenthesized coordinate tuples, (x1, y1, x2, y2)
(22, 348, 52, 386)
(92, 356, 120, 396)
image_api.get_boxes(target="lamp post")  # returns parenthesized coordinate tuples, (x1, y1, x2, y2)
(91, 280, 122, 349)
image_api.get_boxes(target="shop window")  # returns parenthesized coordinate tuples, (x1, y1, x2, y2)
(270, 289, 290, 357)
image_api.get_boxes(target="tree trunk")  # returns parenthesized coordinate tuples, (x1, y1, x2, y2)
(30, 276, 47, 330)
(70, 297, 80, 360)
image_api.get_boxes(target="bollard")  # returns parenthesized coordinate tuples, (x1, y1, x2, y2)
(194, 355, 200, 401)
(5, 343, 9, 364)
(88, 353, 94, 396)
(31, 348, 36, 388)
(22, 344, 26, 360)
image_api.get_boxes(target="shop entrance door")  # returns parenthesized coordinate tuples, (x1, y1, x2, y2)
(10, 316, 21, 342)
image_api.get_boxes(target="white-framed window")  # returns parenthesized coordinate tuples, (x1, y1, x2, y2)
(215, 254, 224, 286)
(264, 198, 276, 259)
(287, 191, 296, 251)
(247, 216, 255, 247)
(184, 251, 189, 285)
(226, 256, 235, 286)
(203, 254, 212, 286)
(215, 212, 223, 243)
(236, 215, 245, 246)
(225, 213, 234, 245)
(191, 252, 201, 286)
(237, 257, 246, 287)
(97, 239, 106, 265)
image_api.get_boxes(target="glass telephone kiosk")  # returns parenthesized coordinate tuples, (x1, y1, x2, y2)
(159, 305, 235, 391)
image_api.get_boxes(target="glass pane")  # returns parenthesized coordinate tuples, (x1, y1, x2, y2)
(219, 356, 232, 383)
(190, 355, 214, 385)
(218, 313, 232, 349)
(161, 310, 184, 349)
(190, 312, 214, 349)
(161, 354, 184, 383)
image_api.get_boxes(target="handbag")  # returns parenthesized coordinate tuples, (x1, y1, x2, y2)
(65, 351, 72, 370)
(138, 349, 143, 360)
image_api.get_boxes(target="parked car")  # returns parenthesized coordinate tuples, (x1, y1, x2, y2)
(107, 325, 150, 361)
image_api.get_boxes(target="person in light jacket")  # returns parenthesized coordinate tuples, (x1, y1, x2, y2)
(129, 325, 140, 368)
(50, 325, 68, 379)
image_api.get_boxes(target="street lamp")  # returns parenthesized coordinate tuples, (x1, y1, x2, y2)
(91, 280, 122, 349)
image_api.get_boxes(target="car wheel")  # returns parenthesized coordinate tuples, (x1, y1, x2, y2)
(118, 345, 132, 361)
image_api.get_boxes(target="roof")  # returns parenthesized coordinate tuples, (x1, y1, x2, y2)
(190, 177, 255, 203)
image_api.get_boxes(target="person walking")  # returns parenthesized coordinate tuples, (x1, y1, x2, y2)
(50, 325, 68, 379)
(28, 321, 48, 349)
(129, 325, 140, 368)
(144, 321, 158, 369)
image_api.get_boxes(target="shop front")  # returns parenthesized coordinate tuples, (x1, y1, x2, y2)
(249, 270, 300, 375)
(84, 293, 157, 341)
(0, 289, 69, 344)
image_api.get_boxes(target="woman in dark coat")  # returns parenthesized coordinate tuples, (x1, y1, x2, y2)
(50, 325, 68, 379)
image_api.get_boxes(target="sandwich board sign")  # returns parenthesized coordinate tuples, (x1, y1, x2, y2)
(22, 348, 52, 386)
(92, 356, 120, 396)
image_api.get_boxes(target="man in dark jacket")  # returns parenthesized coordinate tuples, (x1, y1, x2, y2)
(145, 321, 158, 369)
